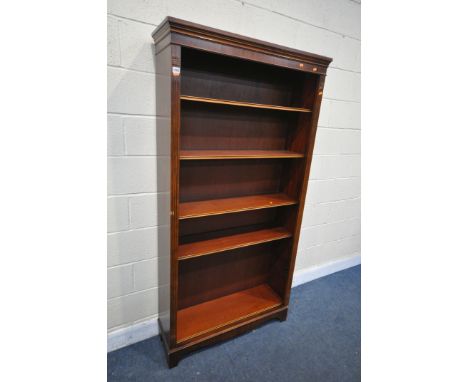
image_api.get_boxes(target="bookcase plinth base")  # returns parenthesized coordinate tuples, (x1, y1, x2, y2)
(159, 307, 288, 368)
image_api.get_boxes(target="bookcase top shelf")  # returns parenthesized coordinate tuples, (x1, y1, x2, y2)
(179, 193, 298, 219)
(180, 150, 304, 160)
(180, 95, 312, 113)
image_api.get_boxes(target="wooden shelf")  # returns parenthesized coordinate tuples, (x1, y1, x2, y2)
(180, 95, 312, 113)
(177, 284, 282, 342)
(180, 150, 304, 160)
(179, 193, 297, 220)
(178, 227, 291, 260)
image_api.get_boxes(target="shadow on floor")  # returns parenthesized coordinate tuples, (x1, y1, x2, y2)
(108, 265, 361, 382)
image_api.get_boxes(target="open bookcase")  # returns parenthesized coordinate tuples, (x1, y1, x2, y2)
(152, 17, 332, 367)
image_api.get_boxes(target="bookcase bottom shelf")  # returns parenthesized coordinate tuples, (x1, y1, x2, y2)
(176, 284, 282, 343)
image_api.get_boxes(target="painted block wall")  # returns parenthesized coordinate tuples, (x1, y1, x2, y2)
(108, 0, 360, 339)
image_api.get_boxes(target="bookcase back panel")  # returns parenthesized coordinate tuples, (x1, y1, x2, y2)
(178, 242, 280, 309)
(179, 208, 278, 244)
(179, 159, 291, 202)
(180, 102, 297, 150)
(267, 238, 294, 297)
(181, 48, 307, 108)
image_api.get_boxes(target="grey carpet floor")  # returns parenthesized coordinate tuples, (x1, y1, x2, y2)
(108, 265, 361, 382)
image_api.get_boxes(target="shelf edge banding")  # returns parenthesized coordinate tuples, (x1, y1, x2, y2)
(180, 95, 312, 113)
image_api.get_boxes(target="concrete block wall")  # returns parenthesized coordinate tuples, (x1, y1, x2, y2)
(108, 0, 360, 336)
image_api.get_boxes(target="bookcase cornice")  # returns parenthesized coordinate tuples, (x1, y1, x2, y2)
(152, 16, 332, 73)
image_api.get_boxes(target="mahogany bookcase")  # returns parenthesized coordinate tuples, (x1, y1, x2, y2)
(152, 17, 332, 368)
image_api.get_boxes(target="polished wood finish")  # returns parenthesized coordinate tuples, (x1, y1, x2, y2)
(180, 47, 314, 108)
(180, 159, 289, 202)
(177, 283, 281, 342)
(177, 242, 279, 310)
(152, 17, 331, 73)
(179, 208, 290, 246)
(181, 102, 297, 152)
(178, 227, 291, 260)
(153, 17, 331, 367)
(180, 150, 304, 160)
(179, 193, 297, 219)
(159, 306, 288, 368)
(181, 95, 311, 113)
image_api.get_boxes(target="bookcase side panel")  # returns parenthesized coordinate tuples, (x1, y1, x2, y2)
(169, 44, 182, 347)
(155, 43, 181, 348)
(282, 74, 328, 305)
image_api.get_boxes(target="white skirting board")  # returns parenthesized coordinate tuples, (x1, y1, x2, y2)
(107, 317, 159, 353)
(291, 253, 361, 288)
(107, 253, 361, 352)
